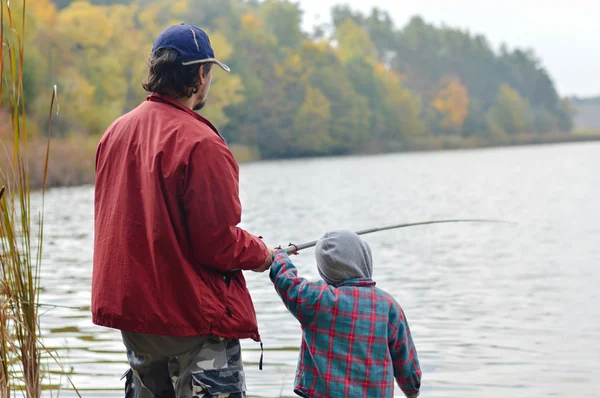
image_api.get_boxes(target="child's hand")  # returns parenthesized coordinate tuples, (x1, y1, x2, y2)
(252, 247, 276, 273)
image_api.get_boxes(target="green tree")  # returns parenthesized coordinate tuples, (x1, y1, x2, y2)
(261, 0, 304, 49)
(335, 18, 377, 64)
(376, 65, 425, 141)
(532, 107, 560, 133)
(344, 58, 385, 139)
(293, 86, 333, 155)
(21, 0, 575, 158)
(462, 99, 488, 138)
(487, 84, 533, 135)
(308, 66, 371, 153)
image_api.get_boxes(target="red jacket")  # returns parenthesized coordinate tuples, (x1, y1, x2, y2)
(92, 94, 268, 341)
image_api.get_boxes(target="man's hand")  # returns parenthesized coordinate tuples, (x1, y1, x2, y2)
(252, 248, 275, 273)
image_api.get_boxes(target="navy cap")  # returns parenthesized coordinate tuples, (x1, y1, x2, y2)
(152, 23, 230, 72)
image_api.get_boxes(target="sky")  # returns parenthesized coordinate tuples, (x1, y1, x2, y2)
(297, 0, 599, 97)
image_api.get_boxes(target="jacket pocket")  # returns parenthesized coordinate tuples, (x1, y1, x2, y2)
(220, 273, 258, 337)
(191, 369, 246, 397)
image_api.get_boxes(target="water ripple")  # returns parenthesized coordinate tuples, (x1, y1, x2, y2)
(34, 143, 600, 397)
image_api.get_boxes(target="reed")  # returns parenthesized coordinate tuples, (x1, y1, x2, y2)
(0, 0, 78, 396)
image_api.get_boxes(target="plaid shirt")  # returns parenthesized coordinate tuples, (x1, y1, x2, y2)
(269, 251, 421, 398)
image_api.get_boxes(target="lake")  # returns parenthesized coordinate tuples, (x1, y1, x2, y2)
(38, 142, 600, 397)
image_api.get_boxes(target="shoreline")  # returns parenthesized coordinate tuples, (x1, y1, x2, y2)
(232, 132, 600, 164)
(6, 132, 600, 191)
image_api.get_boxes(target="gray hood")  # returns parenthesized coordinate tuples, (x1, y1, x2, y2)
(315, 230, 373, 286)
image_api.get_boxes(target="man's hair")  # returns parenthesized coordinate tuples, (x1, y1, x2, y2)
(142, 48, 212, 98)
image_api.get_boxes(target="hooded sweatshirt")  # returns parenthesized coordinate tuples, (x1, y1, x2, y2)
(315, 230, 373, 285)
(269, 230, 421, 398)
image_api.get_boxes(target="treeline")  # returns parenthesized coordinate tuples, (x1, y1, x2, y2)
(12, 0, 574, 159)
(569, 96, 600, 130)
(570, 96, 600, 105)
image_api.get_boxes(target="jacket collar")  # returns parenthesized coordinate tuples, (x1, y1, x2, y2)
(335, 278, 376, 288)
(147, 93, 224, 141)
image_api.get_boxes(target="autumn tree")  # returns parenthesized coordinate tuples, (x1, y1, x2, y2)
(306, 56, 371, 152)
(194, 30, 245, 127)
(16, 0, 575, 157)
(375, 65, 425, 141)
(487, 84, 533, 135)
(53, 1, 139, 133)
(335, 18, 377, 64)
(432, 78, 470, 134)
(293, 86, 333, 155)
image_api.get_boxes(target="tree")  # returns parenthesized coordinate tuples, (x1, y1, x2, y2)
(292, 86, 333, 155)
(308, 64, 371, 153)
(9, 0, 575, 158)
(375, 64, 425, 141)
(52, 2, 152, 132)
(335, 18, 377, 64)
(487, 84, 533, 135)
(197, 31, 245, 128)
(344, 58, 386, 139)
(532, 107, 560, 133)
(331, 5, 364, 28)
(223, 12, 292, 155)
(431, 78, 470, 134)
(261, 0, 304, 49)
(462, 99, 488, 138)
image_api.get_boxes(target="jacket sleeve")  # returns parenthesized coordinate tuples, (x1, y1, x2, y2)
(388, 299, 422, 397)
(269, 250, 322, 325)
(182, 139, 268, 273)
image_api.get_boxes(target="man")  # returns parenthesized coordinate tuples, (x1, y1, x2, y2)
(92, 23, 274, 398)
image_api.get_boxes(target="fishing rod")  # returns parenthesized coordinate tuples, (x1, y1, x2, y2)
(281, 219, 514, 255)
(21, 218, 514, 311)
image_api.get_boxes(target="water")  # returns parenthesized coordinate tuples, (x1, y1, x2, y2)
(37, 142, 600, 397)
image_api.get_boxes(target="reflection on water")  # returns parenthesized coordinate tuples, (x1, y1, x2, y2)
(39, 143, 600, 397)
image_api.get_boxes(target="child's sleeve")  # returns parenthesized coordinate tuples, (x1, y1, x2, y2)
(269, 250, 322, 324)
(388, 298, 422, 397)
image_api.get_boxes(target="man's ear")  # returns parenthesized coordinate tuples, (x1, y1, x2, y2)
(198, 64, 207, 85)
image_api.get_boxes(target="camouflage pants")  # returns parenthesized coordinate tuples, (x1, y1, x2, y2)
(121, 332, 246, 398)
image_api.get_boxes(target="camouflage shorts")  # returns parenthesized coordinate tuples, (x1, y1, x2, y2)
(121, 333, 246, 398)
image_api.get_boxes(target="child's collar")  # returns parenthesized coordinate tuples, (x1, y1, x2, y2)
(334, 278, 376, 288)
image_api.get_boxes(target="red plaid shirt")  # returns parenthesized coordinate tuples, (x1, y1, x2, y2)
(269, 250, 421, 397)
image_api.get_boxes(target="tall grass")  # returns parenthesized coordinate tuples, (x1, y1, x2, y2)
(0, 0, 75, 396)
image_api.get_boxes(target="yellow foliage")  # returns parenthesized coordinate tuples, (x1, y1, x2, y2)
(276, 53, 310, 83)
(137, 3, 173, 39)
(299, 40, 334, 66)
(56, 1, 113, 49)
(138, 3, 163, 33)
(200, 73, 244, 128)
(58, 68, 97, 129)
(375, 63, 425, 138)
(241, 13, 262, 30)
(336, 18, 377, 64)
(171, 0, 189, 16)
(375, 63, 405, 87)
(432, 78, 469, 132)
(27, 0, 57, 30)
(39, 0, 249, 134)
(206, 31, 234, 61)
(487, 84, 531, 134)
(293, 86, 333, 153)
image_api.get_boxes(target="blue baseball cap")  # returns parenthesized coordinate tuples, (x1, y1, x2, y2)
(152, 23, 230, 72)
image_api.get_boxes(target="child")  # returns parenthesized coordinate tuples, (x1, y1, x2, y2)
(269, 230, 421, 398)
